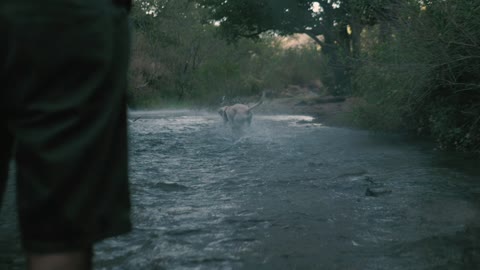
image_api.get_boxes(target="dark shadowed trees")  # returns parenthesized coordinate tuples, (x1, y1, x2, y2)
(196, 0, 399, 93)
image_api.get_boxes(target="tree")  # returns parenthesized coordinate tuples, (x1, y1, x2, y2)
(197, 0, 398, 93)
(130, 0, 303, 105)
(129, 0, 219, 101)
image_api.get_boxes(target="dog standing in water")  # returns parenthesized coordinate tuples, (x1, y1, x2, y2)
(218, 92, 265, 134)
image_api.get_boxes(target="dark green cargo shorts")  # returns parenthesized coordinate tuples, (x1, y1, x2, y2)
(0, 0, 132, 253)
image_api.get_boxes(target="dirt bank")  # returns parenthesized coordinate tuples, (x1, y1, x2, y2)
(252, 86, 358, 127)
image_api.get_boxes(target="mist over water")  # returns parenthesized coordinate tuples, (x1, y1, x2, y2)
(2, 110, 480, 269)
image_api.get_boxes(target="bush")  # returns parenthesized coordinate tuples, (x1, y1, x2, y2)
(129, 11, 332, 108)
(352, 0, 480, 153)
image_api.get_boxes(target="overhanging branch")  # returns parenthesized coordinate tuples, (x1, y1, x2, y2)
(239, 31, 263, 38)
(304, 31, 326, 48)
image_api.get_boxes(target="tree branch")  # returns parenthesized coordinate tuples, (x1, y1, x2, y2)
(304, 31, 326, 48)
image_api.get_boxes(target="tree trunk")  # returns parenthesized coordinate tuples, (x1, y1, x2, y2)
(350, 20, 362, 58)
(305, 3, 352, 95)
(338, 25, 351, 58)
(322, 34, 349, 95)
(379, 20, 391, 43)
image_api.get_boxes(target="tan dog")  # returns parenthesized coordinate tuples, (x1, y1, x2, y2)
(218, 93, 264, 133)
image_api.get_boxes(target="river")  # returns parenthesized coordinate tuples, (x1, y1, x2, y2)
(1, 110, 480, 269)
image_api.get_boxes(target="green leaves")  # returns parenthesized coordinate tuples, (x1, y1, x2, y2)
(352, 0, 480, 153)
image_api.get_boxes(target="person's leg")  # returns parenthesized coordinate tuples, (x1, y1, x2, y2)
(27, 249, 92, 270)
(0, 120, 12, 207)
(2, 1, 132, 268)
(0, 16, 14, 208)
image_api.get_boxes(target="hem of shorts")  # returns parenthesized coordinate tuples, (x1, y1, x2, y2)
(23, 222, 132, 254)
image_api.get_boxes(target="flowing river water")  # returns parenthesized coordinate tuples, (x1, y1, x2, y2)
(1, 110, 480, 269)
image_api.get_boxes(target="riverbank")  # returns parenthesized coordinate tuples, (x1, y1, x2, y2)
(256, 96, 357, 127)
(248, 86, 358, 127)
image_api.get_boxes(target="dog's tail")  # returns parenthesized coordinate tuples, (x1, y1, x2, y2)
(248, 91, 266, 111)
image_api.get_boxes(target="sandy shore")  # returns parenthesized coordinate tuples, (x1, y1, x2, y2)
(252, 94, 357, 127)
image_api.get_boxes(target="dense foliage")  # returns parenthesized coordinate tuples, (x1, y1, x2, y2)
(197, 0, 395, 93)
(353, 1, 480, 153)
(128, 0, 331, 107)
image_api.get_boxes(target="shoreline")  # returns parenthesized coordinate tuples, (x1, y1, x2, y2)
(252, 95, 357, 128)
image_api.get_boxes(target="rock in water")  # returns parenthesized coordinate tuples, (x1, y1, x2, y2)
(365, 187, 392, 197)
